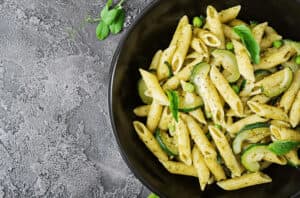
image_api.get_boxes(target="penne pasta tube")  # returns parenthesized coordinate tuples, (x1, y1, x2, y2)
(232, 39, 255, 82)
(254, 45, 296, 70)
(183, 115, 226, 181)
(280, 70, 300, 113)
(270, 120, 291, 128)
(191, 38, 209, 59)
(247, 101, 289, 122)
(133, 121, 168, 161)
(206, 6, 225, 48)
(147, 100, 163, 132)
(176, 117, 192, 165)
(139, 69, 169, 105)
(158, 107, 172, 130)
(249, 94, 271, 104)
(192, 146, 210, 191)
(217, 172, 272, 191)
(172, 24, 192, 73)
(159, 160, 198, 177)
(222, 24, 240, 40)
(169, 16, 189, 47)
(157, 46, 176, 80)
(149, 50, 162, 70)
(252, 22, 268, 45)
(189, 108, 207, 125)
(194, 29, 221, 47)
(210, 66, 244, 116)
(133, 105, 150, 117)
(290, 90, 300, 127)
(219, 5, 241, 23)
(270, 125, 300, 141)
(209, 126, 243, 177)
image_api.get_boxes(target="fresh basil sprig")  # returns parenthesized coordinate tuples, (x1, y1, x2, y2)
(166, 90, 179, 122)
(268, 140, 300, 155)
(233, 25, 260, 64)
(96, 0, 126, 40)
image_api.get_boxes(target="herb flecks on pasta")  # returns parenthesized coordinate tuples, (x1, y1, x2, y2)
(133, 5, 300, 192)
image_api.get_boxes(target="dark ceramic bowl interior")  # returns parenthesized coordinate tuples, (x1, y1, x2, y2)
(109, 0, 300, 197)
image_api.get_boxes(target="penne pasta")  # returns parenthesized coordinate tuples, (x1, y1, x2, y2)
(222, 24, 240, 40)
(209, 126, 243, 177)
(289, 90, 300, 127)
(247, 101, 289, 122)
(133, 121, 168, 161)
(183, 115, 226, 181)
(169, 16, 189, 47)
(280, 70, 300, 112)
(172, 24, 192, 73)
(147, 100, 163, 132)
(176, 117, 192, 165)
(217, 172, 272, 191)
(133, 105, 150, 117)
(210, 66, 244, 116)
(149, 50, 162, 70)
(158, 107, 173, 130)
(189, 108, 207, 125)
(252, 22, 268, 45)
(254, 45, 296, 70)
(270, 125, 300, 141)
(192, 146, 210, 191)
(219, 5, 241, 23)
(232, 39, 255, 82)
(194, 28, 221, 47)
(206, 6, 225, 49)
(139, 69, 169, 105)
(157, 46, 176, 80)
(159, 160, 198, 177)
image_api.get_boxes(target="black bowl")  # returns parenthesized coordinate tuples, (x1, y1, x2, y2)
(109, 0, 300, 197)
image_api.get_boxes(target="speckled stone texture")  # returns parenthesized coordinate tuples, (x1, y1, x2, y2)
(0, 0, 152, 197)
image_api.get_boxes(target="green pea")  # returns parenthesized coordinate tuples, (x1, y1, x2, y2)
(193, 16, 203, 28)
(215, 124, 222, 130)
(295, 55, 300, 65)
(273, 40, 283, 48)
(226, 42, 234, 50)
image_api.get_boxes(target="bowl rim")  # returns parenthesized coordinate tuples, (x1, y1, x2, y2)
(108, 0, 164, 197)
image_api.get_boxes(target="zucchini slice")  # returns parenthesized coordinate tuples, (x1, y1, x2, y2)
(138, 79, 153, 104)
(241, 144, 286, 172)
(178, 92, 203, 112)
(155, 129, 178, 157)
(254, 67, 293, 97)
(233, 122, 270, 154)
(211, 49, 240, 82)
(254, 70, 271, 81)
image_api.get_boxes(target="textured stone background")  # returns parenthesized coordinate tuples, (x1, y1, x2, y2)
(0, 0, 152, 197)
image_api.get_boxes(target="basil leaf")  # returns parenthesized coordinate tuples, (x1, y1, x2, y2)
(166, 90, 179, 122)
(109, 9, 125, 34)
(102, 8, 122, 25)
(268, 140, 300, 155)
(96, 21, 110, 40)
(233, 25, 260, 64)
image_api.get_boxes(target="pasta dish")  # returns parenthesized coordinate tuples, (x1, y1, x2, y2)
(132, 5, 300, 191)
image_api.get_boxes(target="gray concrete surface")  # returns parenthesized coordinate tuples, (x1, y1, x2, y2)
(0, 0, 152, 197)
